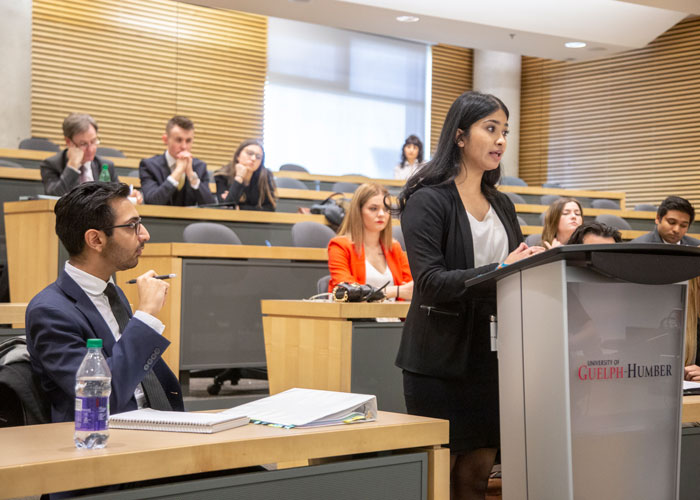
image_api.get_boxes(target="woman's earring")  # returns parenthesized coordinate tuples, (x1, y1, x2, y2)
(458, 142, 464, 147)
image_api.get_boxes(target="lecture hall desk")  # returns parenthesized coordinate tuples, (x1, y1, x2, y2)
(0, 412, 450, 500)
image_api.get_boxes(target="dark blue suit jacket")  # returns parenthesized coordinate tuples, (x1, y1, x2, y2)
(25, 271, 184, 423)
(139, 153, 215, 206)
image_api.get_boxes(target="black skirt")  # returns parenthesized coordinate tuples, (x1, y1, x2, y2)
(402, 325, 500, 453)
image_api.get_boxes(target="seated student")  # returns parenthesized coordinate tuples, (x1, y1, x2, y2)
(542, 197, 583, 248)
(213, 139, 277, 211)
(139, 116, 216, 206)
(327, 183, 413, 300)
(567, 221, 622, 245)
(26, 182, 183, 425)
(40, 113, 143, 202)
(685, 278, 700, 382)
(631, 195, 700, 245)
(394, 135, 424, 181)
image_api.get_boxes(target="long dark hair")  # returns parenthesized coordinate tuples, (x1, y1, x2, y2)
(397, 91, 509, 212)
(399, 135, 424, 166)
(214, 139, 277, 209)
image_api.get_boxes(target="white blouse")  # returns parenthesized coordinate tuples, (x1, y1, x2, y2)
(365, 258, 394, 289)
(467, 206, 509, 268)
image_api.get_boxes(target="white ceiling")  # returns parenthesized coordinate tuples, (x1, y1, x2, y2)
(181, 0, 697, 61)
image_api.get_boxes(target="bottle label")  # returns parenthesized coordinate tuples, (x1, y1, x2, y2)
(75, 397, 109, 431)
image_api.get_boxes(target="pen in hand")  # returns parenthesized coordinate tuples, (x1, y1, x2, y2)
(126, 273, 177, 285)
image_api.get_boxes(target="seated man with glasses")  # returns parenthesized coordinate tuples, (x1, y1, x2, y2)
(39, 113, 142, 203)
(139, 115, 216, 206)
(26, 181, 183, 424)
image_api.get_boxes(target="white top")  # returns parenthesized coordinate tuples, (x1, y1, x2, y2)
(394, 161, 420, 181)
(467, 206, 509, 268)
(64, 262, 165, 409)
(365, 258, 394, 290)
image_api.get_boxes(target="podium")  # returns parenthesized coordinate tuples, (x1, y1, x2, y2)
(464, 244, 700, 500)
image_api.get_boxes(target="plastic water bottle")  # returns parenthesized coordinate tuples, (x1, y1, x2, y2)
(74, 338, 112, 449)
(98, 164, 111, 182)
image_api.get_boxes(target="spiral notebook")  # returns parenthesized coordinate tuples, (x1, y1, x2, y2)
(109, 409, 249, 434)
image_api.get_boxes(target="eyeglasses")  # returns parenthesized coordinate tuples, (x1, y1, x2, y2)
(72, 138, 101, 149)
(242, 149, 262, 160)
(104, 217, 142, 235)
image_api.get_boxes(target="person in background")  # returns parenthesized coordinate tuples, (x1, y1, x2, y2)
(214, 139, 277, 211)
(684, 278, 700, 382)
(396, 91, 544, 499)
(567, 221, 621, 245)
(541, 197, 584, 248)
(394, 134, 424, 181)
(139, 116, 216, 206)
(631, 195, 700, 245)
(327, 183, 412, 300)
(40, 113, 143, 202)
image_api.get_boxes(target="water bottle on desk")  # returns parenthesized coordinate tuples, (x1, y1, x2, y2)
(98, 164, 111, 182)
(74, 338, 111, 449)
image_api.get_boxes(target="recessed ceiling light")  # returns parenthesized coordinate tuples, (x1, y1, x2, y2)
(396, 15, 419, 23)
(565, 41, 586, 49)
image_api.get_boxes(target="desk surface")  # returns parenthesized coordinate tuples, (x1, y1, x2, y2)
(0, 411, 448, 499)
(262, 299, 410, 318)
(140, 242, 327, 261)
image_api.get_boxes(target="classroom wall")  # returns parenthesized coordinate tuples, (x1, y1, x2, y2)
(520, 15, 700, 206)
(0, 0, 32, 149)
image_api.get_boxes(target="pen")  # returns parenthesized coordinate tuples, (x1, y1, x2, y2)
(126, 273, 177, 284)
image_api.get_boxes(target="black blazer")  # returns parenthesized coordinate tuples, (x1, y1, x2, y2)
(139, 153, 215, 206)
(40, 150, 117, 196)
(395, 182, 523, 379)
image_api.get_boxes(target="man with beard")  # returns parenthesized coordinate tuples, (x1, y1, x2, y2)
(25, 182, 183, 425)
(631, 196, 700, 245)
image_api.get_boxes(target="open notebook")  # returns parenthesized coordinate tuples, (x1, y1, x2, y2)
(109, 409, 249, 434)
(222, 388, 377, 428)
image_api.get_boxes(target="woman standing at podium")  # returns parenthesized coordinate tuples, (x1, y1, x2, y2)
(396, 91, 544, 499)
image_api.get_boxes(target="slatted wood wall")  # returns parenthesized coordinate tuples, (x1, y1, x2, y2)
(32, 0, 266, 169)
(520, 16, 700, 207)
(430, 44, 473, 154)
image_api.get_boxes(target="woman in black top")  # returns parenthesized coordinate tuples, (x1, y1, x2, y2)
(396, 91, 544, 499)
(214, 139, 277, 211)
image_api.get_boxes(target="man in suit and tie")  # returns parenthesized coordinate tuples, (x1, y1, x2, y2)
(631, 195, 700, 246)
(39, 113, 143, 203)
(26, 182, 183, 425)
(139, 115, 216, 206)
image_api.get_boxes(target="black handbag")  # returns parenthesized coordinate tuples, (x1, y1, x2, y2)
(310, 193, 346, 230)
(332, 281, 389, 302)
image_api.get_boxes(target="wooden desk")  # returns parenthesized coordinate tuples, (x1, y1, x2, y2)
(0, 411, 449, 500)
(261, 300, 410, 412)
(4, 199, 329, 304)
(115, 244, 328, 377)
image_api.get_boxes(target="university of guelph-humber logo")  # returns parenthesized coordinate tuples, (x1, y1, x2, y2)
(577, 359, 672, 381)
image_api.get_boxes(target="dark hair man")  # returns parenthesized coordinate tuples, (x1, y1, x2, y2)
(631, 196, 699, 245)
(39, 113, 144, 202)
(138, 116, 216, 206)
(568, 221, 622, 245)
(26, 182, 183, 425)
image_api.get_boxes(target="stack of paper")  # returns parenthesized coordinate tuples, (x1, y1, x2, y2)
(109, 409, 249, 434)
(223, 388, 377, 428)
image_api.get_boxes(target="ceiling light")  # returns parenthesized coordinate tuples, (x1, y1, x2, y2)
(396, 15, 419, 23)
(565, 41, 586, 49)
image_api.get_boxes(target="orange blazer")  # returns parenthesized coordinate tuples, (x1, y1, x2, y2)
(327, 235, 412, 292)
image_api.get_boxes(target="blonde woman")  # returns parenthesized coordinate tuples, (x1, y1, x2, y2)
(542, 197, 584, 247)
(327, 183, 413, 300)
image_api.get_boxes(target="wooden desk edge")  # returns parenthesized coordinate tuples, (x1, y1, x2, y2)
(261, 299, 410, 318)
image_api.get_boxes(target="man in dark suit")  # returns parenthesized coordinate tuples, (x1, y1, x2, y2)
(631, 195, 700, 245)
(39, 113, 143, 203)
(26, 182, 183, 424)
(139, 115, 215, 206)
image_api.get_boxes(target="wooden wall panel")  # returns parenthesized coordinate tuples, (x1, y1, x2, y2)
(430, 45, 472, 155)
(520, 16, 700, 207)
(32, 0, 266, 170)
